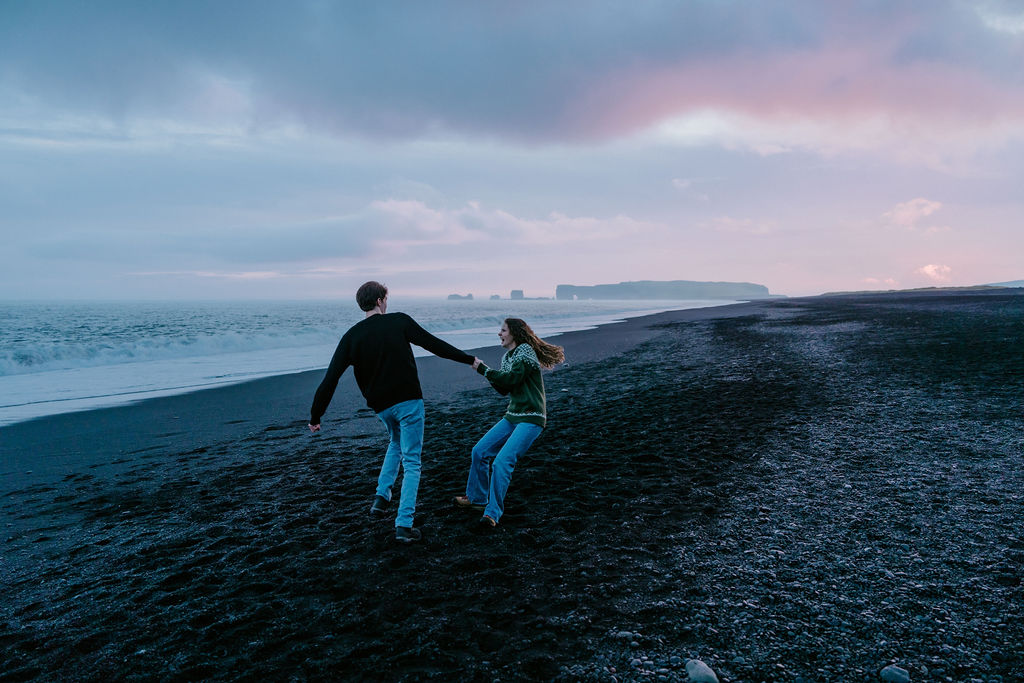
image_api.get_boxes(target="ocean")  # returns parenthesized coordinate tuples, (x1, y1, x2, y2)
(0, 298, 733, 426)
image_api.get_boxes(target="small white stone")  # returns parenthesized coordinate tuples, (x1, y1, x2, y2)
(880, 664, 911, 683)
(685, 659, 720, 683)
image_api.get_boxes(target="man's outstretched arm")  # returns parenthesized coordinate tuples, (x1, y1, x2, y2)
(309, 339, 350, 431)
(404, 315, 474, 364)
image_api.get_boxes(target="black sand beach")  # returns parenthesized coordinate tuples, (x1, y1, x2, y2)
(2, 291, 1022, 682)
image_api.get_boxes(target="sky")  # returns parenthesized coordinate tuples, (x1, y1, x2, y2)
(1, 1, 1022, 300)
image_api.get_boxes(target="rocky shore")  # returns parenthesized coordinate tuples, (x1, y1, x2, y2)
(2, 291, 1022, 681)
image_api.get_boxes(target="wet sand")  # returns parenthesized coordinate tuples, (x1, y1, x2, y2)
(2, 292, 1022, 681)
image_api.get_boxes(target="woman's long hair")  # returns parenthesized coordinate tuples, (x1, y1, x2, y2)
(505, 318, 565, 369)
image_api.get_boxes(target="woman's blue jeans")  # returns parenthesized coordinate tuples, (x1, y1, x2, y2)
(465, 418, 543, 522)
(375, 399, 425, 528)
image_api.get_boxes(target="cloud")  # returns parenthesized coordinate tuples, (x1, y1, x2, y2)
(863, 277, 900, 288)
(368, 199, 487, 247)
(671, 177, 710, 201)
(976, 1, 1024, 34)
(371, 200, 658, 250)
(705, 216, 777, 236)
(916, 263, 953, 282)
(23, 214, 379, 266)
(2, 3, 1022, 301)
(2, 0, 1024, 159)
(883, 198, 943, 229)
(130, 270, 285, 280)
(18, 195, 662, 279)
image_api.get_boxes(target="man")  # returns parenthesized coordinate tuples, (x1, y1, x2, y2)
(309, 281, 475, 543)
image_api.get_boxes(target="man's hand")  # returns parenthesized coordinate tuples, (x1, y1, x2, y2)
(308, 423, 321, 433)
(472, 357, 482, 370)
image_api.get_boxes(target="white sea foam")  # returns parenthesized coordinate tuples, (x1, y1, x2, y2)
(0, 298, 732, 425)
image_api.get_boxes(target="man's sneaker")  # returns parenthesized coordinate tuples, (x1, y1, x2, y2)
(369, 495, 389, 519)
(395, 526, 421, 543)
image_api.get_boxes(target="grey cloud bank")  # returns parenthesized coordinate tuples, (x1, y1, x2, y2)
(3, 1, 1021, 142)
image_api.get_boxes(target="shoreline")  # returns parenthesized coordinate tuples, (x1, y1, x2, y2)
(0, 299, 744, 429)
(0, 299, 765, 493)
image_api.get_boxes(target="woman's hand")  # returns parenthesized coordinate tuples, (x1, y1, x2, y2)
(472, 357, 482, 370)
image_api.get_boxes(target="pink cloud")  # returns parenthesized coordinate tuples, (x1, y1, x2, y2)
(884, 198, 943, 228)
(570, 44, 1024, 156)
(916, 264, 953, 282)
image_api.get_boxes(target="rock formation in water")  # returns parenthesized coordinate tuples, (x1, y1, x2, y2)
(555, 280, 773, 300)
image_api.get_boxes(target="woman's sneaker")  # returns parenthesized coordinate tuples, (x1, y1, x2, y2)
(395, 526, 422, 543)
(453, 495, 485, 511)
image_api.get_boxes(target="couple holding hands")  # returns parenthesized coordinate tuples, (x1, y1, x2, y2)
(308, 281, 564, 543)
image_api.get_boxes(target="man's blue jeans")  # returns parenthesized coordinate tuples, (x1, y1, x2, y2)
(465, 418, 543, 523)
(375, 399, 425, 528)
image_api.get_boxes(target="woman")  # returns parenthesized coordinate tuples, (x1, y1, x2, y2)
(455, 318, 565, 528)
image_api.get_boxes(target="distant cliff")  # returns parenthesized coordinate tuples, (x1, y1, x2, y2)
(555, 280, 773, 300)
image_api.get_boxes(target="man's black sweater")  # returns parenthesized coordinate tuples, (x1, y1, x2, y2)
(310, 312, 474, 423)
